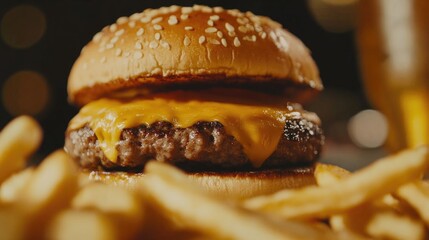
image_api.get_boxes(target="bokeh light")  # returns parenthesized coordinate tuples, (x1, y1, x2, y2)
(348, 109, 388, 148)
(2, 70, 50, 116)
(307, 0, 358, 33)
(1, 4, 46, 49)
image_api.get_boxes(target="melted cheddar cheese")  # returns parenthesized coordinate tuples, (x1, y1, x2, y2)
(68, 90, 303, 167)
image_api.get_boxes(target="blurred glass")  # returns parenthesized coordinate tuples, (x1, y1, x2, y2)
(357, 0, 428, 152)
(307, 0, 358, 33)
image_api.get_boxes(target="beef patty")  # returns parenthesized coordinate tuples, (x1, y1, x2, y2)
(64, 119, 323, 171)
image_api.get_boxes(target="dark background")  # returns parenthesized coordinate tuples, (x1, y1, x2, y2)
(0, 1, 377, 169)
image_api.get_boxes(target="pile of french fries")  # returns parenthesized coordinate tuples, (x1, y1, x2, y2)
(0, 116, 428, 240)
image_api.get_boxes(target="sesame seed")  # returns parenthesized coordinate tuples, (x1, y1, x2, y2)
(279, 36, 289, 50)
(168, 15, 178, 25)
(209, 39, 221, 45)
(183, 36, 191, 46)
(136, 28, 144, 36)
(124, 51, 131, 57)
(225, 23, 234, 32)
(93, 32, 103, 42)
(217, 31, 223, 38)
(199, 36, 206, 44)
(160, 40, 170, 50)
(260, 32, 267, 39)
(213, 7, 224, 13)
(133, 51, 143, 59)
(193, 5, 203, 11)
(255, 25, 263, 32)
(181, 7, 193, 14)
(145, 9, 155, 16)
(110, 36, 119, 43)
(246, 24, 255, 32)
(169, 5, 180, 12)
(109, 24, 117, 32)
(135, 42, 142, 49)
(233, 37, 241, 47)
(105, 43, 114, 49)
(228, 31, 236, 37)
(128, 21, 136, 28)
(270, 31, 277, 40)
(115, 29, 125, 36)
(159, 7, 169, 15)
(117, 16, 128, 24)
(201, 6, 212, 13)
(151, 17, 163, 24)
(140, 16, 151, 23)
(246, 11, 256, 18)
(205, 27, 217, 33)
(227, 9, 239, 17)
(238, 25, 248, 33)
(243, 35, 256, 42)
(130, 13, 143, 20)
(207, 20, 214, 26)
(115, 48, 122, 56)
(149, 41, 158, 49)
(153, 24, 163, 30)
(210, 15, 220, 21)
(155, 32, 161, 40)
(250, 16, 261, 23)
(100, 56, 106, 63)
(180, 14, 189, 20)
(184, 26, 194, 31)
(237, 17, 249, 25)
(221, 38, 227, 47)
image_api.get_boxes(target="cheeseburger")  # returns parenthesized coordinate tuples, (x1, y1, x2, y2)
(65, 5, 324, 198)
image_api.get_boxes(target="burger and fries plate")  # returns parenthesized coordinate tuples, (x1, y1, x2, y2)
(2, 4, 429, 240)
(1, 116, 428, 239)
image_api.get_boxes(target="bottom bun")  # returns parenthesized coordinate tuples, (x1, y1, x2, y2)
(79, 165, 316, 200)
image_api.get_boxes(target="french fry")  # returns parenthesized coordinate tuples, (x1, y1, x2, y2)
(314, 163, 350, 187)
(340, 202, 425, 240)
(0, 206, 26, 240)
(16, 150, 78, 238)
(315, 163, 402, 211)
(365, 211, 425, 240)
(46, 210, 118, 240)
(0, 116, 42, 184)
(244, 147, 429, 219)
(0, 167, 34, 203)
(138, 200, 214, 240)
(316, 159, 425, 239)
(329, 215, 346, 232)
(72, 183, 144, 240)
(395, 180, 429, 226)
(315, 164, 350, 231)
(142, 161, 342, 240)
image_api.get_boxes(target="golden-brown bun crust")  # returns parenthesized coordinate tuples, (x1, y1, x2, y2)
(68, 5, 322, 106)
(79, 165, 316, 200)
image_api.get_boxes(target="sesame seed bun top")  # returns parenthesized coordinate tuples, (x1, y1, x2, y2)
(68, 5, 322, 106)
